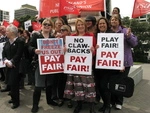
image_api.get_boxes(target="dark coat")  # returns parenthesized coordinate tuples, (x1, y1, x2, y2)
(28, 31, 55, 59)
(28, 31, 55, 87)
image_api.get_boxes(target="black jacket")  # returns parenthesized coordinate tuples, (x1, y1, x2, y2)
(2, 37, 24, 67)
(28, 31, 55, 60)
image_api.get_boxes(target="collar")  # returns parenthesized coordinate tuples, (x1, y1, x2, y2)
(9, 37, 18, 44)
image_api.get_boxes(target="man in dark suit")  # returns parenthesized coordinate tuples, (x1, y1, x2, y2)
(2, 24, 24, 109)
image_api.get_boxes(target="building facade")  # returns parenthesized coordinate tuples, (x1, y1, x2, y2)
(14, 4, 38, 19)
(0, 9, 10, 23)
(138, 14, 150, 22)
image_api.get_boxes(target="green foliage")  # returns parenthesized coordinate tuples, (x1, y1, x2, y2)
(122, 17, 150, 62)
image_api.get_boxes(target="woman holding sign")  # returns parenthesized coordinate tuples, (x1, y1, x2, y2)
(110, 14, 138, 110)
(54, 25, 71, 107)
(29, 18, 58, 113)
(64, 18, 96, 113)
(95, 17, 117, 113)
(51, 17, 65, 103)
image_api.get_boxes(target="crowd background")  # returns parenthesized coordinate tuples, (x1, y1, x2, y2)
(0, 7, 138, 113)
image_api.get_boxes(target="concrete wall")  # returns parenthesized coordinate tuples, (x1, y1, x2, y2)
(129, 65, 143, 86)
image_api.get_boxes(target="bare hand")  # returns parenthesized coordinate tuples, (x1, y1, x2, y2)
(95, 45, 99, 49)
(63, 45, 67, 53)
(6, 62, 13, 68)
(126, 28, 131, 37)
(90, 46, 95, 53)
(55, 33, 62, 38)
(120, 66, 125, 72)
(35, 49, 41, 54)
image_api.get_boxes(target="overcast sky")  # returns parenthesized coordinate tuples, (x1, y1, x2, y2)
(0, 0, 135, 22)
(0, 0, 40, 22)
(111, 0, 134, 18)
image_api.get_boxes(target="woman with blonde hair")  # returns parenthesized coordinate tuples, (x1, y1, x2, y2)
(64, 18, 96, 113)
(51, 17, 66, 102)
(55, 25, 72, 107)
(29, 18, 58, 113)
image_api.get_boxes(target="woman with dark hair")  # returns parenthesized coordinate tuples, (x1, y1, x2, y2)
(53, 17, 65, 37)
(18, 28, 26, 89)
(19, 30, 32, 88)
(51, 17, 66, 103)
(22, 30, 34, 85)
(101, 7, 121, 21)
(85, 15, 97, 34)
(112, 7, 121, 19)
(85, 15, 99, 103)
(110, 14, 138, 110)
(95, 17, 110, 35)
(94, 17, 116, 113)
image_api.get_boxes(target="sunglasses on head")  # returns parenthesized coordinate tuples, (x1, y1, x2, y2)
(60, 29, 68, 32)
(43, 23, 51, 26)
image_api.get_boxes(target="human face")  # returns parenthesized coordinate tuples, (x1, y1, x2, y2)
(0, 27, 3, 33)
(23, 31, 27, 38)
(55, 19, 63, 30)
(112, 8, 119, 15)
(110, 17, 119, 27)
(23, 31, 30, 39)
(42, 21, 52, 32)
(86, 20, 93, 28)
(60, 28, 69, 37)
(6, 29, 12, 39)
(0, 26, 6, 35)
(98, 19, 107, 32)
(76, 21, 85, 33)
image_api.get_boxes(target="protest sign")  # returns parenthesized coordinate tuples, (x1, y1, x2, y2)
(64, 36, 92, 75)
(37, 38, 64, 75)
(95, 33, 124, 70)
(24, 20, 31, 30)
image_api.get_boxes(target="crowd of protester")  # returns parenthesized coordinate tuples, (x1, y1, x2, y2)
(0, 7, 138, 113)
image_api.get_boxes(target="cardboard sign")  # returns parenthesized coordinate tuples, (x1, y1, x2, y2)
(24, 20, 31, 30)
(64, 36, 92, 75)
(37, 38, 64, 75)
(95, 33, 124, 70)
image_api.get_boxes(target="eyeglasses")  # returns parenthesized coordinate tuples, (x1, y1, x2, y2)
(43, 23, 51, 26)
(60, 29, 68, 32)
